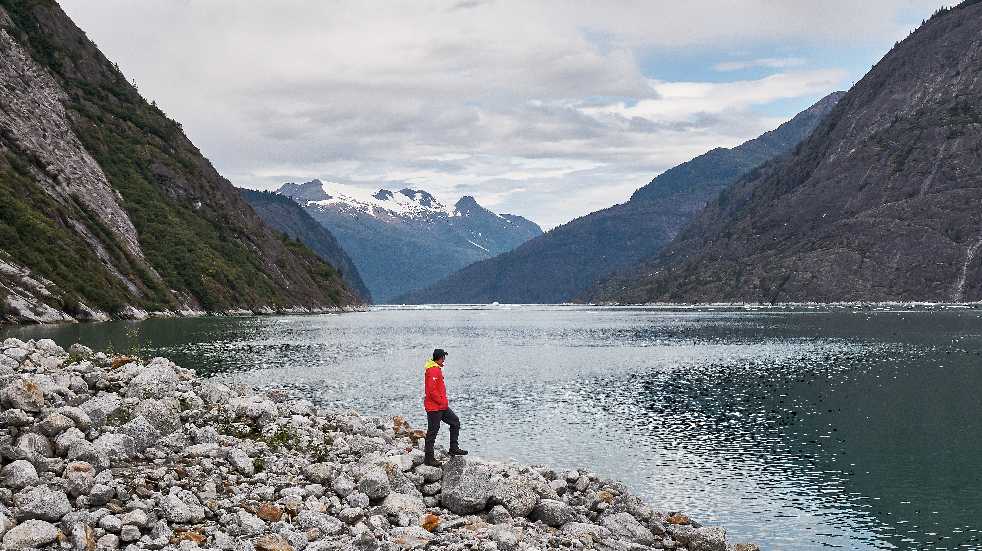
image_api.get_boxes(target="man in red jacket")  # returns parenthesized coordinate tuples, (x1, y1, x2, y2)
(423, 348, 467, 466)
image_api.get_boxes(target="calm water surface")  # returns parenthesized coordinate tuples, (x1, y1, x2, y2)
(4, 305, 982, 550)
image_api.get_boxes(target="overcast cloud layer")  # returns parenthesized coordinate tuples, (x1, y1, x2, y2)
(61, 0, 945, 228)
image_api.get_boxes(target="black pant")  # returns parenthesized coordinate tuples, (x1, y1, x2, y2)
(424, 408, 460, 457)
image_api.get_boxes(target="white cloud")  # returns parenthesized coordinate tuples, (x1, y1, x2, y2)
(713, 57, 808, 72)
(58, 0, 946, 229)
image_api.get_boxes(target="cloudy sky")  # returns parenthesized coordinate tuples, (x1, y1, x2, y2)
(61, 0, 946, 229)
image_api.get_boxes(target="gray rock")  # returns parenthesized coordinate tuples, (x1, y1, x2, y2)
(669, 525, 726, 551)
(96, 532, 120, 550)
(88, 483, 115, 506)
(441, 457, 492, 514)
(119, 524, 141, 542)
(119, 416, 160, 452)
(421, 481, 441, 496)
(338, 507, 363, 524)
(185, 442, 219, 457)
(3, 348, 30, 362)
(237, 510, 265, 535)
(303, 462, 335, 484)
(228, 396, 278, 424)
(296, 510, 344, 536)
(15, 432, 53, 462)
(562, 522, 611, 541)
(80, 394, 123, 429)
(380, 493, 426, 519)
(227, 448, 255, 476)
(68, 343, 94, 358)
(64, 461, 96, 497)
(197, 381, 234, 405)
(13, 485, 72, 521)
(67, 439, 111, 472)
(120, 509, 149, 527)
(132, 399, 181, 435)
(333, 476, 355, 498)
(414, 465, 443, 483)
(0, 409, 33, 427)
(38, 412, 75, 436)
(58, 407, 92, 432)
(160, 491, 205, 524)
(93, 433, 136, 463)
(492, 528, 519, 551)
(1, 460, 39, 490)
(99, 513, 122, 533)
(124, 360, 179, 399)
(488, 505, 512, 524)
(600, 512, 655, 545)
(346, 491, 370, 508)
(358, 467, 391, 501)
(54, 427, 86, 456)
(2, 519, 59, 550)
(531, 499, 574, 527)
(490, 476, 539, 517)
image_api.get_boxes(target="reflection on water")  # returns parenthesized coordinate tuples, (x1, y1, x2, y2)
(4, 305, 982, 550)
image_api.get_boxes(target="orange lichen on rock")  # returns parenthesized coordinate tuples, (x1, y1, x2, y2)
(111, 355, 137, 369)
(421, 513, 441, 532)
(666, 513, 691, 525)
(257, 502, 283, 522)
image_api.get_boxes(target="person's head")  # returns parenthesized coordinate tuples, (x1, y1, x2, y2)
(432, 348, 448, 365)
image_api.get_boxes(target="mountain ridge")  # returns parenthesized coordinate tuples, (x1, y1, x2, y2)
(397, 91, 843, 305)
(587, 3, 982, 303)
(277, 180, 542, 302)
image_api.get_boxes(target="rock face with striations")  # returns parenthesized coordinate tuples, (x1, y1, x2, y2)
(588, 2, 982, 304)
(0, 336, 752, 551)
(0, 2, 361, 324)
(398, 92, 843, 305)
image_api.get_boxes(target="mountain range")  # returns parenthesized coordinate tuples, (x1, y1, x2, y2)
(398, 92, 843, 304)
(587, 3, 982, 303)
(277, 180, 542, 302)
(0, 1, 360, 323)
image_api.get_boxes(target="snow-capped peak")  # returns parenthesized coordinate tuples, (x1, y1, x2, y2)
(288, 181, 456, 219)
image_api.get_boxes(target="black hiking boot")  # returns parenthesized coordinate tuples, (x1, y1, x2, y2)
(424, 456, 442, 467)
(448, 447, 469, 456)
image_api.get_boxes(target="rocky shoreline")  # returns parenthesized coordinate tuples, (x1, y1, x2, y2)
(0, 338, 756, 551)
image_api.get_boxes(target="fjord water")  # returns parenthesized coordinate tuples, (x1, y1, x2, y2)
(4, 305, 981, 550)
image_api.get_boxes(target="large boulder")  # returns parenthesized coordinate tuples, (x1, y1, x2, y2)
(600, 512, 655, 545)
(1, 378, 45, 412)
(13, 485, 72, 522)
(133, 399, 181, 435)
(120, 415, 161, 452)
(93, 433, 136, 464)
(2, 519, 59, 550)
(669, 525, 727, 551)
(358, 467, 391, 501)
(441, 457, 492, 514)
(531, 499, 574, 527)
(79, 394, 123, 429)
(380, 493, 426, 520)
(125, 359, 180, 399)
(1, 460, 39, 490)
(490, 475, 540, 517)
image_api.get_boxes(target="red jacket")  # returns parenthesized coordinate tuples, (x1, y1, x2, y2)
(424, 359, 449, 411)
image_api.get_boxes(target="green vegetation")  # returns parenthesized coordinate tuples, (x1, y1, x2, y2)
(0, 0, 354, 315)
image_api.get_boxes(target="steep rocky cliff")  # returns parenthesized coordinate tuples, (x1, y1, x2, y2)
(398, 93, 842, 304)
(588, 3, 982, 303)
(0, 1, 361, 323)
